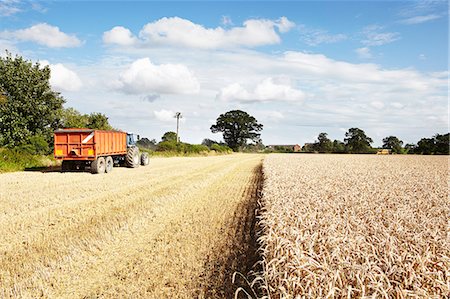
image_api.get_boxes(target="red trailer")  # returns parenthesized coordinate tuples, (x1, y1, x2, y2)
(54, 129, 149, 174)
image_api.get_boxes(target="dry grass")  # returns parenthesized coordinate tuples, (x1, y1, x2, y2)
(0, 154, 263, 298)
(258, 154, 449, 298)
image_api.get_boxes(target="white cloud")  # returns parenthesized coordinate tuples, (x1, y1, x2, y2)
(370, 101, 385, 109)
(153, 109, 176, 122)
(1, 23, 81, 48)
(217, 77, 305, 103)
(361, 25, 400, 46)
(299, 25, 347, 46)
(355, 47, 372, 59)
(0, 0, 21, 16)
(40, 60, 83, 92)
(104, 16, 294, 49)
(400, 14, 441, 24)
(103, 26, 137, 46)
(115, 58, 200, 95)
(419, 53, 427, 60)
(276, 16, 296, 33)
(391, 102, 405, 109)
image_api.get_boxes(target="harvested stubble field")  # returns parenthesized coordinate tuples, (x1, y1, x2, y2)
(258, 154, 449, 298)
(0, 154, 263, 298)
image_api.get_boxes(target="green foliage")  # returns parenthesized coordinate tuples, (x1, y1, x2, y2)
(161, 131, 178, 142)
(137, 137, 157, 150)
(0, 148, 54, 172)
(315, 132, 333, 153)
(86, 112, 113, 130)
(17, 135, 50, 155)
(211, 143, 232, 153)
(382, 136, 403, 154)
(210, 110, 263, 151)
(344, 128, 373, 153)
(60, 108, 113, 130)
(0, 53, 65, 147)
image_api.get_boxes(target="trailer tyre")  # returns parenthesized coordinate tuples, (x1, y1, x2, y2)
(105, 156, 113, 173)
(91, 157, 106, 174)
(140, 152, 149, 166)
(126, 147, 140, 168)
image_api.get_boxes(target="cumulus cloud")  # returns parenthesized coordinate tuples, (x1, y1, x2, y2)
(40, 60, 83, 92)
(361, 25, 400, 46)
(115, 58, 200, 95)
(103, 26, 137, 46)
(355, 47, 372, 59)
(104, 16, 294, 49)
(217, 77, 305, 103)
(1, 23, 81, 48)
(153, 109, 175, 122)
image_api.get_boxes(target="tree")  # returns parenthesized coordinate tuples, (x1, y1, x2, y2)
(434, 133, 449, 154)
(315, 132, 333, 152)
(60, 107, 88, 128)
(332, 140, 346, 153)
(201, 138, 219, 148)
(60, 108, 113, 130)
(416, 138, 435, 155)
(0, 53, 65, 147)
(210, 110, 263, 151)
(382, 136, 403, 154)
(161, 131, 177, 142)
(86, 112, 113, 130)
(404, 143, 416, 154)
(344, 128, 373, 153)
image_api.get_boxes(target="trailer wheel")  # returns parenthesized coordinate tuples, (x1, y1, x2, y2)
(91, 157, 106, 174)
(140, 152, 149, 166)
(126, 147, 140, 168)
(105, 156, 113, 173)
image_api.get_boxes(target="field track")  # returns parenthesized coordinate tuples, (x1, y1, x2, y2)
(0, 154, 263, 298)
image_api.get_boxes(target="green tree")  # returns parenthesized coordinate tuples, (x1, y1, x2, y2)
(161, 131, 178, 142)
(434, 133, 449, 154)
(332, 140, 346, 153)
(210, 110, 263, 151)
(416, 138, 435, 155)
(315, 132, 333, 152)
(86, 112, 113, 130)
(60, 107, 88, 128)
(0, 53, 65, 147)
(404, 143, 416, 154)
(344, 128, 373, 153)
(382, 136, 403, 154)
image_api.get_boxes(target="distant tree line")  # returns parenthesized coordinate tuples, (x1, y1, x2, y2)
(302, 128, 449, 155)
(136, 132, 232, 155)
(0, 53, 113, 155)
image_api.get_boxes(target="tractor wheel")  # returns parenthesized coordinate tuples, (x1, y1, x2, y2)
(105, 156, 113, 173)
(140, 152, 149, 166)
(91, 157, 106, 174)
(125, 147, 140, 168)
(61, 161, 72, 172)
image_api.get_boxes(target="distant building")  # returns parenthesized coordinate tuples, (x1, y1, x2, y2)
(293, 144, 301, 152)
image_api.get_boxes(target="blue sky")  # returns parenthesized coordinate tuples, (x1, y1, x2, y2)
(0, 0, 448, 146)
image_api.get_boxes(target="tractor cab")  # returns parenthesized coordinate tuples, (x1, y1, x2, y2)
(127, 133, 137, 147)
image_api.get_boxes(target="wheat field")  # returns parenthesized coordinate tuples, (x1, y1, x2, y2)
(0, 154, 263, 298)
(258, 154, 449, 298)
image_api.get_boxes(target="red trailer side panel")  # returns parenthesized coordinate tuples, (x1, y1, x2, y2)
(54, 129, 127, 161)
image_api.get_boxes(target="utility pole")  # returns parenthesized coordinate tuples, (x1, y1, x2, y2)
(174, 112, 182, 143)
